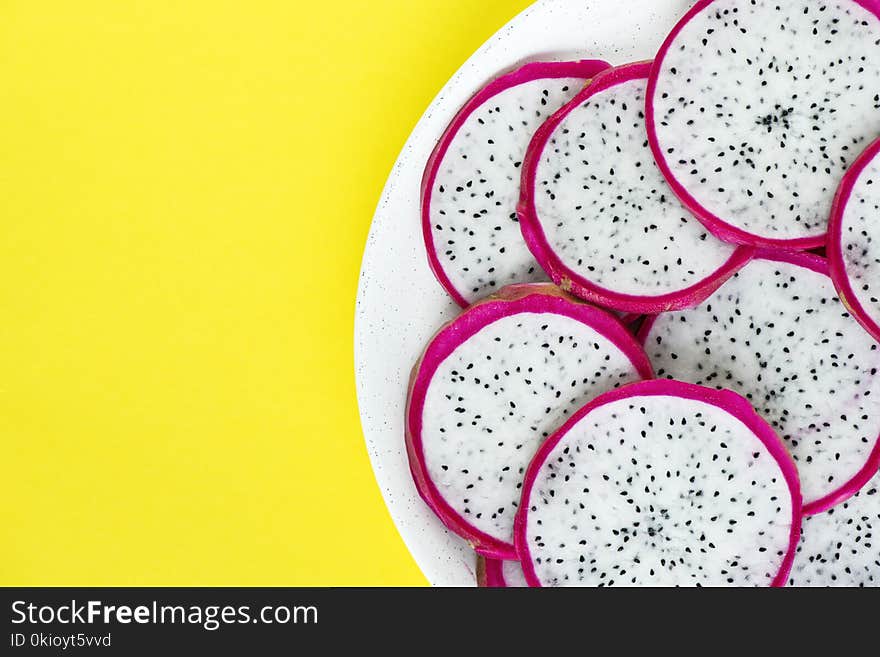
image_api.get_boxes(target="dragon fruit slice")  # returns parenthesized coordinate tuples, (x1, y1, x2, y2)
(518, 61, 752, 314)
(646, 0, 880, 249)
(406, 283, 653, 558)
(639, 250, 880, 514)
(829, 136, 880, 343)
(516, 379, 801, 587)
(788, 472, 879, 586)
(422, 60, 611, 307)
(476, 556, 529, 587)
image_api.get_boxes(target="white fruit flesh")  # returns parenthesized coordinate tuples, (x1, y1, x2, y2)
(838, 150, 880, 329)
(430, 78, 585, 303)
(651, 0, 880, 241)
(421, 313, 642, 542)
(524, 394, 793, 586)
(501, 560, 529, 587)
(789, 478, 879, 586)
(534, 76, 735, 295)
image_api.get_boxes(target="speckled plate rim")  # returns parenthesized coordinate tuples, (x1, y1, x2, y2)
(353, 0, 695, 586)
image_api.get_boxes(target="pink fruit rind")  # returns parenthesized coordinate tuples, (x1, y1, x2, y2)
(636, 248, 880, 516)
(405, 283, 654, 559)
(476, 556, 508, 588)
(421, 59, 612, 308)
(513, 378, 803, 587)
(517, 60, 754, 313)
(827, 136, 880, 344)
(645, 0, 880, 250)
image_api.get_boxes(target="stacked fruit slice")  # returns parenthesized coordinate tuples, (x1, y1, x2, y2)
(411, 0, 880, 587)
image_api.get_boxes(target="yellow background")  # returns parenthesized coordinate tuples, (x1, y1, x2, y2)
(0, 0, 531, 586)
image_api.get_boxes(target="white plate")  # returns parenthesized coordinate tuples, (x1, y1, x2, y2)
(354, 0, 693, 586)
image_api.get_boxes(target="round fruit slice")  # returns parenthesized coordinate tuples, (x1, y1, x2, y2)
(639, 250, 880, 514)
(519, 61, 751, 313)
(516, 379, 801, 587)
(406, 283, 653, 558)
(423, 60, 610, 307)
(646, 0, 880, 248)
(828, 136, 880, 343)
